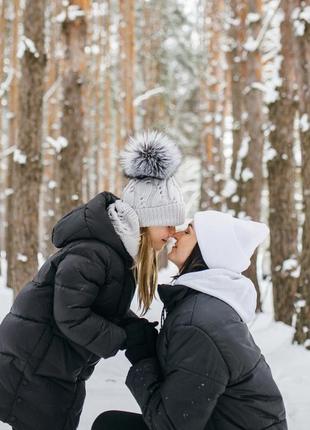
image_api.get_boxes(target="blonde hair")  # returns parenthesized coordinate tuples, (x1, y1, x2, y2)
(134, 227, 158, 315)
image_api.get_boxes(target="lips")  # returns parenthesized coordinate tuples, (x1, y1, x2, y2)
(166, 237, 177, 253)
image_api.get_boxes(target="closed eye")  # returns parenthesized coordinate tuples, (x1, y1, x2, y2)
(185, 223, 193, 234)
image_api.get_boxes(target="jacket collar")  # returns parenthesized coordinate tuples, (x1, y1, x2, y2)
(158, 283, 196, 313)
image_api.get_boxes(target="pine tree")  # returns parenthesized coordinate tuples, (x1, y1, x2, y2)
(10, 0, 47, 295)
(139, 0, 167, 130)
(57, 0, 90, 216)
(267, 0, 298, 325)
(102, 0, 112, 193)
(226, 0, 246, 183)
(0, 0, 6, 142)
(40, 0, 62, 257)
(224, 0, 265, 310)
(115, 0, 136, 195)
(0, 0, 7, 257)
(293, 0, 310, 347)
(5, 0, 20, 290)
(199, 0, 225, 211)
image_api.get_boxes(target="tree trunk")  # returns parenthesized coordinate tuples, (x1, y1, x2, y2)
(117, 0, 135, 194)
(10, 0, 46, 295)
(234, 0, 265, 310)
(102, 0, 112, 193)
(140, 0, 167, 131)
(199, 0, 225, 211)
(0, 0, 7, 257)
(293, 1, 310, 346)
(267, 0, 298, 325)
(58, 0, 90, 216)
(92, 9, 102, 195)
(0, 0, 6, 139)
(40, 0, 61, 258)
(5, 0, 20, 290)
(119, 0, 135, 138)
(226, 0, 246, 182)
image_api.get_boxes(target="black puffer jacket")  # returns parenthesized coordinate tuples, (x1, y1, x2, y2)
(126, 284, 288, 430)
(0, 192, 136, 430)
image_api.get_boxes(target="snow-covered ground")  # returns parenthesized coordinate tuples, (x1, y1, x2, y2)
(0, 264, 310, 429)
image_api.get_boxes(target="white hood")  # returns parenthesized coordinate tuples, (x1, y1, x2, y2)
(193, 210, 269, 273)
(175, 268, 257, 323)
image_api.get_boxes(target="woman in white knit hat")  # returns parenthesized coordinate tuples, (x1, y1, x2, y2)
(0, 130, 185, 430)
(93, 211, 287, 430)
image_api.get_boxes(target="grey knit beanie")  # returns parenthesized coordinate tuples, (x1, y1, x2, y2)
(120, 130, 185, 227)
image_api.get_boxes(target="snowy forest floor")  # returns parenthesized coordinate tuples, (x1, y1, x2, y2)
(0, 264, 310, 430)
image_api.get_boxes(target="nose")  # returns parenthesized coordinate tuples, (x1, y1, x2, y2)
(173, 231, 184, 240)
(168, 226, 176, 236)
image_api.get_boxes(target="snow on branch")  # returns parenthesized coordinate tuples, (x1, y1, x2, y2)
(17, 253, 28, 263)
(0, 68, 14, 99)
(299, 114, 310, 133)
(0, 145, 17, 160)
(43, 77, 61, 102)
(243, 0, 282, 52)
(55, 5, 85, 23)
(17, 36, 40, 59)
(221, 179, 237, 198)
(134, 87, 166, 107)
(13, 149, 27, 165)
(46, 136, 68, 153)
(292, 5, 310, 37)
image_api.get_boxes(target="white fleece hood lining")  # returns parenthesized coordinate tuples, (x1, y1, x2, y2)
(175, 268, 257, 323)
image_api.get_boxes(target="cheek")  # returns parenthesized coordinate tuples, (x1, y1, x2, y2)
(154, 237, 165, 251)
(179, 248, 189, 261)
(180, 239, 196, 260)
(174, 245, 187, 263)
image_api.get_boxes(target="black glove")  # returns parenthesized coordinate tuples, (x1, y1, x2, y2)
(124, 319, 159, 365)
(122, 318, 150, 347)
(118, 312, 141, 350)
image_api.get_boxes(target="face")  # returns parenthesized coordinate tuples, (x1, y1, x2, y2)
(168, 223, 197, 269)
(147, 226, 176, 252)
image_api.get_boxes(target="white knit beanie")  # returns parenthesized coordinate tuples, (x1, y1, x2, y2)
(120, 130, 185, 227)
(193, 210, 269, 273)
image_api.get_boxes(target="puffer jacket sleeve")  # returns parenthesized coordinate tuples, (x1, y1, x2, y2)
(126, 324, 229, 430)
(53, 246, 126, 358)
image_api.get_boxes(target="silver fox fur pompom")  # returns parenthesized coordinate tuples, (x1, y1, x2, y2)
(120, 130, 182, 180)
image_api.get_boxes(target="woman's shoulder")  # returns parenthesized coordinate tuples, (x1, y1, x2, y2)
(168, 292, 262, 378)
(170, 291, 242, 329)
(169, 292, 255, 350)
(193, 292, 243, 327)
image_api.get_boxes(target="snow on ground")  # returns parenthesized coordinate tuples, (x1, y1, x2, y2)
(0, 263, 309, 429)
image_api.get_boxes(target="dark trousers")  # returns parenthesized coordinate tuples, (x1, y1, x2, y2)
(91, 411, 148, 430)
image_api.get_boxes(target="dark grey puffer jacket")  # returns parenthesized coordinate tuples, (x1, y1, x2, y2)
(126, 283, 288, 430)
(0, 192, 136, 430)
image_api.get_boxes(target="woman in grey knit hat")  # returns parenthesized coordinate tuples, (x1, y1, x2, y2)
(0, 130, 185, 430)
